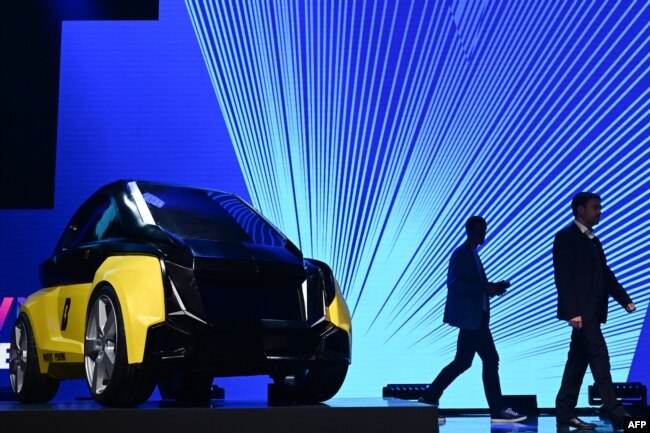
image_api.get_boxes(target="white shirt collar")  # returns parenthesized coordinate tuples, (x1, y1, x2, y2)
(574, 220, 595, 239)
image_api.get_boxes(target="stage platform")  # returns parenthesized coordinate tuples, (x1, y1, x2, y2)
(0, 397, 438, 433)
(2, 398, 646, 433)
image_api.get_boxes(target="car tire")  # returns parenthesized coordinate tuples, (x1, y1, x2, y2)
(84, 284, 156, 406)
(273, 365, 348, 403)
(158, 371, 214, 401)
(9, 313, 60, 403)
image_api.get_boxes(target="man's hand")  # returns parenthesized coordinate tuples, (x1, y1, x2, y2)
(568, 316, 582, 330)
(626, 303, 636, 312)
(487, 281, 510, 297)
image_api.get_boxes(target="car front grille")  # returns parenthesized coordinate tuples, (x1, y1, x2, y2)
(197, 277, 303, 322)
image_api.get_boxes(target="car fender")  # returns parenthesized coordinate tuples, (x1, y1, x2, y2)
(92, 255, 165, 364)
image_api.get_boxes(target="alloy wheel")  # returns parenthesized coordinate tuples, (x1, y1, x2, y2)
(85, 295, 118, 395)
(9, 320, 27, 393)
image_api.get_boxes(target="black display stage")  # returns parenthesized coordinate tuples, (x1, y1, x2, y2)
(0, 397, 438, 433)
(4, 398, 649, 433)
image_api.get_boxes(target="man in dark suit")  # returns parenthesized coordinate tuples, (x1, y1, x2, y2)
(419, 216, 527, 423)
(554, 192, 636, 431)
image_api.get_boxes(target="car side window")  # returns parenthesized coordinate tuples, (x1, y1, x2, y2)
(63, 198, 124, 249)
(94, 200, 123, 241)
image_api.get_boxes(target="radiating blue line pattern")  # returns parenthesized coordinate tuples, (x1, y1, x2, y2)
(185, 0, 650, 407)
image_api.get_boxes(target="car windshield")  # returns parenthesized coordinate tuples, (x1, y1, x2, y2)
(136, 182, 285, 247)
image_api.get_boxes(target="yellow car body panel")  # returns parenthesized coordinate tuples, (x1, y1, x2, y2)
(21, 255, 165, 376)
(325, 282, 352, 337)
(22, 283, 91, 374)
(92, 255, 166, 364)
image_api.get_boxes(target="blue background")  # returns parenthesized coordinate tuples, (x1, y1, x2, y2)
(1, 0, 648, 408)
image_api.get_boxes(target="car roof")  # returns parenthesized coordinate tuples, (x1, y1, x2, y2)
(99, 180, 233, 197)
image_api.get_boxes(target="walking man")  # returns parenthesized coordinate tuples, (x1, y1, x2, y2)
(419, 216, 527, 423)
(554, 192, 636, 431)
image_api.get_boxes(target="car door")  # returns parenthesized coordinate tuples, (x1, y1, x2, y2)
(42, 195, 125, 349)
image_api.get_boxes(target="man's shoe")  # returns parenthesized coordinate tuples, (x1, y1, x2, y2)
(491, 408, 527, 423)
(437, 416, 446, 425)
(556, 417, 597, 430)
(417, 396, 439, 406)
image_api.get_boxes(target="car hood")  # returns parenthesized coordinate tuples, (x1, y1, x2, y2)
(168, 239, 308, 322)
(177, 238, 303, 278)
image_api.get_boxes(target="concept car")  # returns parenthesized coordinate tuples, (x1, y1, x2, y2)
(9, 180, 351, 406)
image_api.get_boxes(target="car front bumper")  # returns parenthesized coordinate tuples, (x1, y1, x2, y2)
(143, 315, 351, 376)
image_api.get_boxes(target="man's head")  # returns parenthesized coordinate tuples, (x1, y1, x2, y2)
(571, 192, 602, 228)
(465, 216, 487, 247)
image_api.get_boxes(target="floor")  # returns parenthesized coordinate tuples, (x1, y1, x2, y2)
(0, 396, 643, 433)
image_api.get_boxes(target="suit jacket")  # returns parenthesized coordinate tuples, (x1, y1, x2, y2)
(553, 223, 631, 323)
(443, 240, 489, 330)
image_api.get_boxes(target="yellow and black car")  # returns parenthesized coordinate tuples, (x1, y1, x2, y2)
(9, 180, 351, 406)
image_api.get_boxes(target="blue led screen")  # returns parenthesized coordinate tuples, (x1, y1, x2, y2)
(0, 0, 649, 408)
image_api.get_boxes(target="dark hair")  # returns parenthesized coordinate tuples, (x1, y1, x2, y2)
(571, 192, 601, 216)
(465, 215, 486, 233)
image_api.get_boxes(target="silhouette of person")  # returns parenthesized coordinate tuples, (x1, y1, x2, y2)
(419, 216, 526, 423)
(554, 192, 636, 431)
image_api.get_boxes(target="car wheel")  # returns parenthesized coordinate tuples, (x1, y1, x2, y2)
(273, 365, 348, 403)
(9, 313, 60, 403)
(84, 285, 155, 406)
(158, 371, 214, 401)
